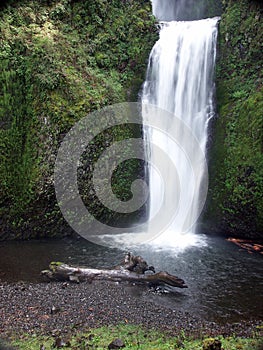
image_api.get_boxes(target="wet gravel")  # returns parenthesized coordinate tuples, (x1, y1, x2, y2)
(0, 280, 261, 339)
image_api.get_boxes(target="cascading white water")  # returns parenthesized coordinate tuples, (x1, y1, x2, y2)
(151, 0, 204, 21)
(142, 14, 219, 248)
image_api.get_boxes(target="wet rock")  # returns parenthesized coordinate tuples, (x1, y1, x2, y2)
(53, 337, 63, 348)
(203, 338, 222, 350)
(108, 338, 125, 349)
(51, 305, 61, 314)
(69, 275, 80, 283)
(51, 329, 62, 337)
(61, 282, 69, 289)
(53, 336, 70, 348)
(14, 282, 27, 291)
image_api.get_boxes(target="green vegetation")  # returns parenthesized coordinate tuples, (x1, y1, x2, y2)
(205, 0, 263, 238)
(10, 324, 263, 349)
(0, 0, 157, 239)
(1, 0, 262, 240)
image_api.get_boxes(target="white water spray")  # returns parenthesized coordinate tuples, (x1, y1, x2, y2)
(142, 14, 219, 249)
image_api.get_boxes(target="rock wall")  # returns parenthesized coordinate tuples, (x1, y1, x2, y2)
(204, 0, 263, 239)
(0, 0, 157, 240)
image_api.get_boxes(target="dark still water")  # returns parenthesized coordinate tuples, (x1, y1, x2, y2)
(0, 235, 262, 323)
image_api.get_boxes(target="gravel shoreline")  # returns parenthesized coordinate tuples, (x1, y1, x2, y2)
(0, 280, 261, 340)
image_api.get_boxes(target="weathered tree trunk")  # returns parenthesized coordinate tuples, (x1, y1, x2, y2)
(227, 238, 263, 254)
(41, 253, 187, 288)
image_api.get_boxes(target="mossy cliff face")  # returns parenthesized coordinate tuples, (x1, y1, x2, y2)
(0, 0, 157, 239)
(205, 0, 263, 238)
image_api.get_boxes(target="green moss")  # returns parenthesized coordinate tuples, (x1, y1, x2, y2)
(205, 0, 263, 237)
(10, 325, 263, 350)
(49, 261, 63, 269)
(0, 0, 157, 239)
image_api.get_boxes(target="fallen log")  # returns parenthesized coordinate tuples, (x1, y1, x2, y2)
(227, 238, 263, 254)
(41, 253, 187, 289)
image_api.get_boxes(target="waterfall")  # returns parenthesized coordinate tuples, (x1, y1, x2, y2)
(82, 2, 220, 250)
(151, 0, 204, 21)
(151, 0, 222, 21)
(142, 8, 219, 248)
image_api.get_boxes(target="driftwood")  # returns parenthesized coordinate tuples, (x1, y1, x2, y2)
(41, 253, 187, 289)
(227, 238, 263, 254)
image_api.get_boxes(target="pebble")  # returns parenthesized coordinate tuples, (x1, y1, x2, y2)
(0, 280, 261, 340)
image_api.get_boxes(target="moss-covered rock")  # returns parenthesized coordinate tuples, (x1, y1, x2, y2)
(204, 0, 263, 239)
(0, 0, 157, 240)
